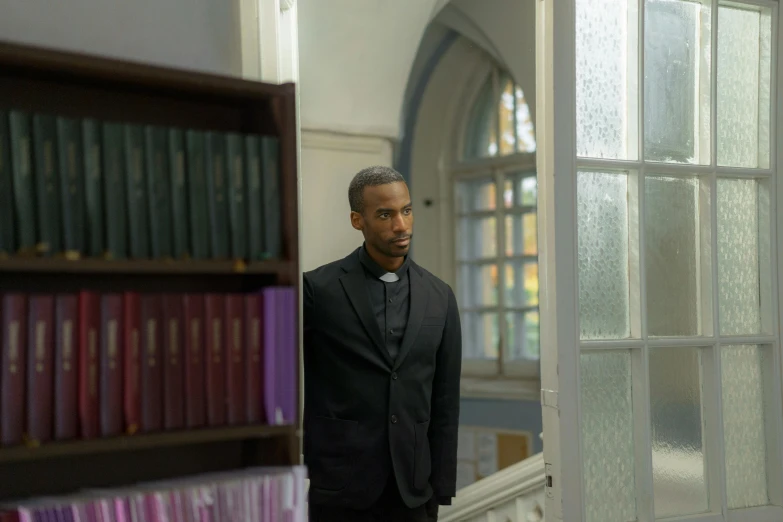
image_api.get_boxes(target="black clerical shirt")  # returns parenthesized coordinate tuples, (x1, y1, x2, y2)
(358, 245, 411, 361)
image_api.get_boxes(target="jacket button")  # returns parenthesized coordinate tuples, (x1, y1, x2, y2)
(391, 372, 398, 380)
(391, 415, 398, 424)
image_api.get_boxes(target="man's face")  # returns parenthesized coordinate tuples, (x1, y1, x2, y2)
(351, 182, 413, 259)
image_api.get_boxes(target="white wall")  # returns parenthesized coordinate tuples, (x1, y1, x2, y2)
(295, 0, 538, 143)
(0, 0, 243, 76)
(300, 130, 394, 271)
(297, 0, 437, 138)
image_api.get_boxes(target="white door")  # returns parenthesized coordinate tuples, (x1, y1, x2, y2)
(536, 0, 783, 520)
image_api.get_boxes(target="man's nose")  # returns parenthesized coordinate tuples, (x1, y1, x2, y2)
(391, 214, 406, 232)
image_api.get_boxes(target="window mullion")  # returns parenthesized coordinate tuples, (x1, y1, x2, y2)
(769, 2, 783, 508)
(493, 69, 501, 158)
(496, 168, 506, 374)
(635, 0, 654, 516)
(513, 82, 520, 154)
(708, 0, 730, 515)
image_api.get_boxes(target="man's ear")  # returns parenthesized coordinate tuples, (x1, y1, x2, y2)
(350, 211, 364, 231)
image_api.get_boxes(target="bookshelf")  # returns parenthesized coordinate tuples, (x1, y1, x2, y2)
(0, 40, 300, 502)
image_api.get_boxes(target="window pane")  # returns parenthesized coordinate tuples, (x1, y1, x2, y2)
(644, 0, 711, 164)
(645, 175, 709, 337)
(718, 179, 766, 336)
(721, 345, 771, 509)
(649, 346, 708, 518)
(458, 263, 499, 308)
(514, 86, 537, 153)
(577, 171, 630, 339)
(499, 78, 515, 156)
(504, 213, 537, 256)
(505, 310, 539, 360)
(581, 351, 637, 522)
(462, 312, 499, 359)
(504, 261, 538, 307)
(717, 5, 772, 168)
(576, 0, 631, 159)
(504, 172, 537, 208)
(456, 179, 496, 213)
(457, 217, 497, 261)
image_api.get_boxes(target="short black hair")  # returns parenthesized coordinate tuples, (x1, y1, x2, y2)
(348, 166, 406, 213)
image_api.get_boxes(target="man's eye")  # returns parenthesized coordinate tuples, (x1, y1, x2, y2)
(379, 213, 390, 219)
(403, 208, 412, 215)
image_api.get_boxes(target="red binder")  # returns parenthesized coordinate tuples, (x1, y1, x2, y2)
(204, 294, 226, 426)
(26, 294, 55, 444)
(78, 290, 100, 440)
(183, 294, 206, 428)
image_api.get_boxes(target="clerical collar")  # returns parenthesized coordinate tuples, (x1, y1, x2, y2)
(358, 244, 409, 282)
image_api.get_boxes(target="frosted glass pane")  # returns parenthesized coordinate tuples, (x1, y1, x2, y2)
(505, 261, 538, 307)
(649, 347, 708, 518)
(645, 176, 706, 336)
(505, 213, 537, 256)
(462, 312, 499, 359)
(458, 263, 498, 308)
(581, 351, 636, 522)
(504, 310, 539, 360)
(644, 0, 711, 164)
(576, 0, 630, 159)
(717, 179, 764, 335)
(458, 217, 497, 261)
(717, 6, 772, 168)
(456, 179, 496, 212)
(722, 345, 771, 508)
(578, 172, 630, 339)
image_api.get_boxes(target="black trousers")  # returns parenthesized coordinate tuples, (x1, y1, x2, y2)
(309, 476, 439, 522)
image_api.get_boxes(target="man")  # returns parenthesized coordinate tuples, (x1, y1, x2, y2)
(303, 166, 462, 521)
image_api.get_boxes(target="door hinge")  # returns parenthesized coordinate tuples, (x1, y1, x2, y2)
(541, 388, 558, 410)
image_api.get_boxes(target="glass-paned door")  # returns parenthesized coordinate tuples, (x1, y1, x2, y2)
(537, 0, 783, 520)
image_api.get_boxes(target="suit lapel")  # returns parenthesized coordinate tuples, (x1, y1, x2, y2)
(339, 266, 394, 368)
(394, 265, 428, 370)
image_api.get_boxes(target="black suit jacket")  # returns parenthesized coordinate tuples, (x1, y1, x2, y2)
(303, 248, 462, 509)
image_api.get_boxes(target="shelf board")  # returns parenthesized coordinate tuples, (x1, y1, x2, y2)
(0, 39, 294, 102)
(0, 424, 295, 463)
(0, 257, 290, 276)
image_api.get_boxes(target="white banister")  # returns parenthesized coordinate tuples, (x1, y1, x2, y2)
(439, 453, 546, 522)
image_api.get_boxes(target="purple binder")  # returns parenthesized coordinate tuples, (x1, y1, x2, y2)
(262, 287, 296, 426)
(282, 287, 296, 425)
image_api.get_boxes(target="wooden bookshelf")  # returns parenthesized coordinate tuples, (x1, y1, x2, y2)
(0, 40, 300, 502)
(0, 424, 295, 464)
(0, 257, 293, 277)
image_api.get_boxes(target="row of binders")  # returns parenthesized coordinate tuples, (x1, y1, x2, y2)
(0, 466, 307, 522)
(0, 110, 281, 261)
(0, 288, 297, 447)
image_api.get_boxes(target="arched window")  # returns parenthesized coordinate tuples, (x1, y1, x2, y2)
(454, 66, 539, 380)
(462, 69, 536, 160)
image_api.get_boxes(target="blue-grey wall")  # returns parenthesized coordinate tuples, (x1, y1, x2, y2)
(460, 397, 543, 454)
